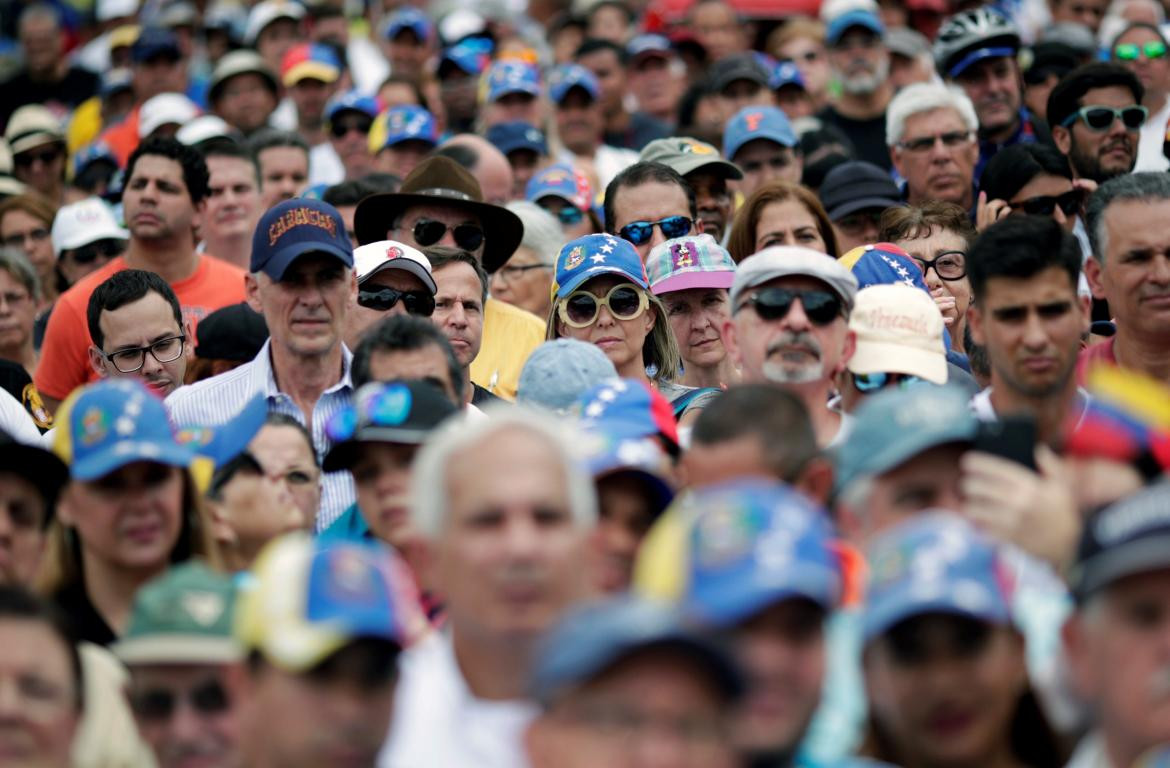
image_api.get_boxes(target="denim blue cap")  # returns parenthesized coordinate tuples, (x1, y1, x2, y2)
(863, 514, 1012, 643)
(486, 122, 547, 156)
(684, 481, 842, 627)
(174, 394, 268, 469)
(526, 164, 588, 209)
(385, 6, 432, 42)
(552, 233, 648, 299)
(67, 379, 196, 481)
(251, 198, 353, 280)
(132, 27, 182, 62)
(72, 141, 117, 178)
(627, 33, 672, 61)
(325, 90, 380, 121)
(826, 8, 885, 45)
(381, 105, 438, 149)
(770, 60, 806, 90)
(516, 339, 617, 413)
(486, 60, 541, 102)
(575, 378, 679, 449)
(439, 39, 491, 76)
(833, 384, 978, 494)
(529, 596, 744, 705)
(581, 434, 674, 515)
(723, 105, 797, 159)
(548, 64, 601, 104)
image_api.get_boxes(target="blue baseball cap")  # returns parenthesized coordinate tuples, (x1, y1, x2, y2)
(770, 60, 805, 91)
(486, 60, 541, 103)
(826, 8, 885, 46)
(834, 384, 978, 494)
(174, 394, 268, 469)
(582, 433, 674, 508)
(438, 39, 491, 77)
(863, 514, 1012, 643)
(384, 6, 432, 42)
(131, 26, 182, 63)
(684, 481, 842, 627)
(552, 233, 648, 299)
(380, 105, 438, 150)
(325, 90, 380, 122)
(627, 34, 673, 63)
(72, 141, 117, 179)
(575, 378, 680, 451)
(516, 339, 617, 413)
(251, 198, 353, 280)
(839, 243, 931, 292)
(526, 164, 590, 210)
(486, 122, 547, 157)
(64, 379, 196, 482)
(723, 106, 797, 160)
(548, 64, 600, 104)
(529, 596, 744, 705)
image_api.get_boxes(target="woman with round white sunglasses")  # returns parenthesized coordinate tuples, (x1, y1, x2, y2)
(545, 234, 714, 420)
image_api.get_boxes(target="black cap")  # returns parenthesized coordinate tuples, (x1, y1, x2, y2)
(1068, 481, 1170, 603)
(0, 429, 69, 519)
(708, 53, 770, 93)
(195, 303, 269, 363)
(322, 380, 459, 472)
(132, 27, 182, 63)
(818, 161, 902, 221)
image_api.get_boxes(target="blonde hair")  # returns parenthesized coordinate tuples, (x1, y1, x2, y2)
(544, 281, 682, 383)
(766, 17, 827, 57)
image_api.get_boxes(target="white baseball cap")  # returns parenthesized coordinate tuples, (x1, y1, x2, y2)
(847, 284, 947, 385)
(51, 197, 130, 258)
(244, 0, 306, 45)
(353, 240, 436, 294)
(176, 115, 236, 146)
(138, 93, 201, 139)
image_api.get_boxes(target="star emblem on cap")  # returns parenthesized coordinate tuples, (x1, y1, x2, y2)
(591, 254, 607, 263)
(600, 242, 614, 254)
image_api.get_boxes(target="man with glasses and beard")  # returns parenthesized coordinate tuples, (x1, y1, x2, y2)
(354, 155, 543, 401)
(817, 0, 896, 170)
(723, 246, 859, 448)
(1048, 63, 1146, 184)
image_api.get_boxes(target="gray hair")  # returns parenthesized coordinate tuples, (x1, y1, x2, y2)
(409, 406, 598, 539)
(1086, 172, 1170, 262)
(886, 82, 978, 147)
(0, 248, 41, 302)
(506, 200, 564, 267)
(18, 3, 61, 32)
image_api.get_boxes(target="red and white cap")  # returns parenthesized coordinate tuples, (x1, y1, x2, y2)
(353, 240, 436, 294)
(51, 197, 129, 258)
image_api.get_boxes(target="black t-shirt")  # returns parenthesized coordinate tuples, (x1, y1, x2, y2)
(53, 581, 117, 647)
(604, 111, 672, 152)
(0, 67, 101, 130)
(817, 105, 891, 171)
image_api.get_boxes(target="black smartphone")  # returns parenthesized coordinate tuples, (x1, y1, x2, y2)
(973, 416, 1037, 470)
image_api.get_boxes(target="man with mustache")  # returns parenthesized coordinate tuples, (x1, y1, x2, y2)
(381, 409, 596, 767)
(934, 9, 1050, 179)
(1081, 172, 1170, 386)
(818, 0, 895, 170)
(1048, 63, 1145, 184)
(722, 245, 858, 448)
(1063, 483, 1170, 768)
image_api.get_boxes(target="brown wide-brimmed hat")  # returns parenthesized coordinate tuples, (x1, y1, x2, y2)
(354, 156, 524, 273)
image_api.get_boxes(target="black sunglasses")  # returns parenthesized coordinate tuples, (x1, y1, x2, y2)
(618, 215, 692, 246)
(737, 287, 842, 326)
(358, 287, 436, 316)
(330, 118, 373, 138)
(70, 238, 127, 265)
(15, 146, 63, 167)
(1009, 188, 1084, 217)
(410, 219, 485, 251)
(130, 679, 230, 722)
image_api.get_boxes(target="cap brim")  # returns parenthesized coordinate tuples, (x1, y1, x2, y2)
(1071, 533, 1170, 602)
(652, 270, 734, 295)
(359, 259, 438, 294)
(322, 428, 429, 472)
(259, 241, 354, 281)
(354, 193, 524, 273)
(827, 196, 902, 221)
(688, 564, 840, 627)
(282, 62, 340, 87)
(849, 430, 975, 489)
(557, 264, 649, 298)
(0, 443, 68, 508)
(57, 225, 130, 255)
(863, 590, 1012, 644)
(115, 634, 244, 665)
(71, 442, 196, 482)
(677, 157, 743, 180)
(849, 341, 948, 385)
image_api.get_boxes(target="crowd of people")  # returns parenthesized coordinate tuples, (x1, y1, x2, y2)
(2, 0, 1170, 765)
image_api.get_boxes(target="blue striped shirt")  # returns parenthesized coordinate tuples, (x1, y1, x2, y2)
(165, 340, 356, 529)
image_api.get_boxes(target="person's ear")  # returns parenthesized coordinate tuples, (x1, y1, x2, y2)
(968, 302, 986, 346)
(890, 146, 904, 179)
(1052, 124, 1072, 156)
(206, 499, 238, 552)
(1078, 293, 1092, 335)
(1083, 256, 1107, 301)
(722, 316, 742, 366)
(55, 486, 77, 527)
(245, 273, 264, 315)
(837, 328, 857, 374)
(87, 345, 107, 378)
(642, 298, 656, 335)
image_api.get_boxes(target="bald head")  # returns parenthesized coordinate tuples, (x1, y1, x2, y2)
(440, 133, 515, 206)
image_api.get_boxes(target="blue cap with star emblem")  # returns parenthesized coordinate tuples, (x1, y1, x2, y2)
(485, 60, 542, 103)
(863, 513, 1012, 643)
(62, 379, 197, 481)
(575, 378, 680, 452)
(380, 105, 439, 150)
(834, 384, 978, 495)
(552, 233, 648, 300)
(683, 481, 843, 627)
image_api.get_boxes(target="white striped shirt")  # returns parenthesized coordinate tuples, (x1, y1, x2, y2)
(165, 340, 356, 529)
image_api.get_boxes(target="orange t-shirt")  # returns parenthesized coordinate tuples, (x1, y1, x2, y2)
(35, 254, 247, 401)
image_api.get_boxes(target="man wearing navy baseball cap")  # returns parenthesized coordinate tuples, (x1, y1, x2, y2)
(486, 122, 548, 200)
(167, 198, 360, 531)
(723, 106, 803, 199)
